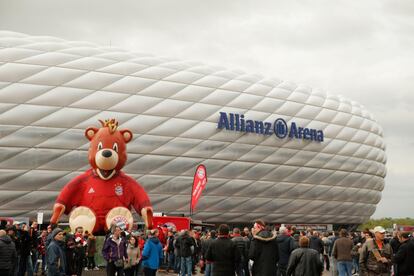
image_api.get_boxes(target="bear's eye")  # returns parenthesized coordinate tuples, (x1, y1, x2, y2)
(113, 143, 118, 152)
(98, 142, 103, 151)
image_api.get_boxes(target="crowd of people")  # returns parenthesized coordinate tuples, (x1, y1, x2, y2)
(0, 219, 413, 276)
(0, 221, 100, 276)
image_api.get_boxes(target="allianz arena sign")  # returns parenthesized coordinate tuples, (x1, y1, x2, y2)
(218, 112, 324, 142)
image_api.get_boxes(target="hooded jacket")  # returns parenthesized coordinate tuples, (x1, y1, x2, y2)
(0, 235, 17, 270)
(248, 230, 279, 276)
(46, 239, 67, 276)
(142, 237, 163, 270)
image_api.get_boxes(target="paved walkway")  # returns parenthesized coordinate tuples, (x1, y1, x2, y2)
(79, 268, 332, 275)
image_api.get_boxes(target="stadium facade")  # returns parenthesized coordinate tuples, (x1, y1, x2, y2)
(0, 31, 386, 225)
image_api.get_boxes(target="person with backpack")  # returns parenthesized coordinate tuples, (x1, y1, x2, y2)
(232, 228, 249, 276)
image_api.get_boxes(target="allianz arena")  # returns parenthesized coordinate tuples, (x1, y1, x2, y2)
(0, 31, 386, 225)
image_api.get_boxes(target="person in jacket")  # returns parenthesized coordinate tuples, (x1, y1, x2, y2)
(124, 235, 140, 276)
(65, 232, 77, 275)
(202, 230, 216, 276)
(277, 226, 297, 276)
(333, 229, 354, 276)
(359, 226, 392, 276)
(36, 230, 48, 275)
(102, 226, 127, 276)
(232, 228, 249, 276)
(73, 226, 87, 276)
(191, 230, 201, 274)
(175, 230, 195, 276)
(18, 223, 33, 276)
(141, 229, 163, 276)
(392, 232, 414, 276)
(205, 224, 240, 276)
(390, 231, 401, 255)
(0, 229, 17, 276)
(351, 242, 361, 275)
(321, 232, 332, 271)
(390, 231, 401, 276)
(287, 236, 324, 276)
(165, 230, 175, 273)
(29, 222, 39, 276)
(86, 232, 98, 270)
(248, 219, 279, 276)
(309, 231, 324, 257)
(46, 228, 67, 276)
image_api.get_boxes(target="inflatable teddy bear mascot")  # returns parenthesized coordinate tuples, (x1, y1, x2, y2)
(50, 119, 153, 234)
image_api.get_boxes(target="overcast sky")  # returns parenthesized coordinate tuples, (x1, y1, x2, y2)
(1, 0, 412, 219)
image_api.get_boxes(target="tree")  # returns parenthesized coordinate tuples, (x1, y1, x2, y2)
(359, 218, 414, 231)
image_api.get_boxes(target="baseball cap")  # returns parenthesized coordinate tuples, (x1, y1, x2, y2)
(373, 226, 386, 233)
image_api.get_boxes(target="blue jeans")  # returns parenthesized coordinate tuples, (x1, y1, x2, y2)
(337, 261, 353, 276)
(18, 255, 33, 276)
(174, 256, 181, 273)
(167, 252, 175, 271)
(180, 256, 192, 276)
(205, 263, 213, 276)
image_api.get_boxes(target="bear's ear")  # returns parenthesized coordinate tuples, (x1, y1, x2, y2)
(120, 129, 133, 143)
(85, 127, 99, 141)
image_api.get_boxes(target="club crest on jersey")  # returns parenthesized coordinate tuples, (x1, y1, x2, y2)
(112, 215, 129, 230)
(114, 184, 123, 196)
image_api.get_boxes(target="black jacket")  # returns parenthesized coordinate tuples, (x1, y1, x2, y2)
(205, 236, 240, 276)
(287, 247, 324, 276)
(0, 235, 17, 271)
(175, 233, 194, 258)
(277, 234, 297, 266)
(392, 239, 414, 276)
(249, 230, 279, 276)
(18, 230, 32, 257)
(232, 236, 249, 262)
(201, 237, 216, 260)
(390, 237, 401, 255)
(166, 236, 175, 253)
(309, 236, 324, 254)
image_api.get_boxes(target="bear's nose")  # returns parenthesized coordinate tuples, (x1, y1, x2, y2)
(102, 150, 112, 158)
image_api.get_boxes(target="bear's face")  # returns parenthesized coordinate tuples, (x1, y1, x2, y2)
(85, 120, 132, 180)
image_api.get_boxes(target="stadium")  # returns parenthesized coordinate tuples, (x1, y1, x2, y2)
(0, 31, 386, 227)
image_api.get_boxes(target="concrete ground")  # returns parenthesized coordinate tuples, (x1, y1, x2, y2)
(79, 267, 332, 275)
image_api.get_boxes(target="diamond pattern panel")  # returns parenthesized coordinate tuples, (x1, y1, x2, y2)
(0, 31, 386, 224)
